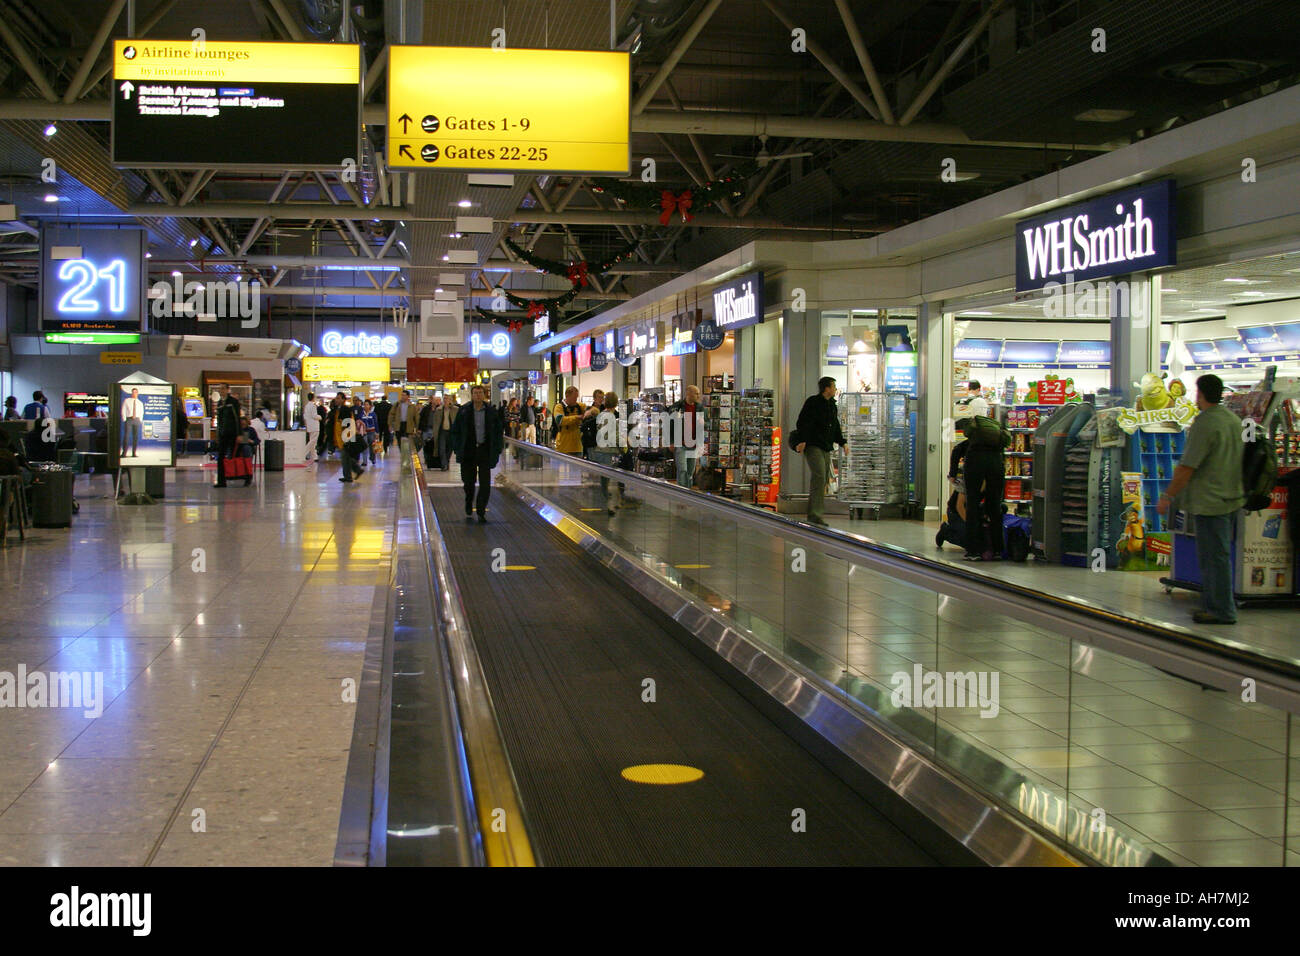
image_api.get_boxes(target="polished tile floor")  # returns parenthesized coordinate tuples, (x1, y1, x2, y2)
(500, 451, 1299, 867)
(0, 450, 394, 866)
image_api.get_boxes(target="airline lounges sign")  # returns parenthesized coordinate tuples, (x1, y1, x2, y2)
(1014, 179, 1176, 292)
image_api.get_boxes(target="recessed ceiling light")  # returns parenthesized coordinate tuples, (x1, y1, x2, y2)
(171, 270, 182, 277)
(1160, 288, 1179, 293)
(1236, 291, 1268, 296)
(145, 252, 152, 259)
(435, 287, 443, 293)
(457, 200, 473, 208)
(43, 194, 58, 202)
(1074, 108, 1136, 123)
(448, 232, 462, 238)
(189, 238, 199, 248)
(442, 254, 450, 261)
(1222, 277, 1251, 283)
(43, 123, 56, 137)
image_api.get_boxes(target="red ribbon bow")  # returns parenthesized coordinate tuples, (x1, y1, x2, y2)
(659, 189, 694, 225)
(566, 261, 590, 288)
(507, 319, 523, 334)
(526, 301, 546, 321)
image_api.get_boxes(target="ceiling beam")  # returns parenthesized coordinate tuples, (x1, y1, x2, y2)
(758, 0, 881, 121)
(0, 19, 60, 101)
(0, 100, 1101, 150)
(123, 202, 846, 231)
(61, 0, 126, 103)
(630, 0, 724, 115)
(832, 0, 895, 124)
(899, 0, 1008, 126)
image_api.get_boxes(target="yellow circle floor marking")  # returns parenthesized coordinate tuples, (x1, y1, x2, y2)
(674, 563, 711, 569)
(502, 565, 536, 571)
(621, 764, 704, 785)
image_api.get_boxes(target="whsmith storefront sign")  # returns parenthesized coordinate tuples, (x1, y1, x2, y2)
(1015, 180, 1176, 292)
(711, 270, 764, 331)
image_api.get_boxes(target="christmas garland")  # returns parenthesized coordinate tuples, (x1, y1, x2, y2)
(501, 236, 640, 288)
(473, 285, 578, 334)
(589, 163, 756, 224)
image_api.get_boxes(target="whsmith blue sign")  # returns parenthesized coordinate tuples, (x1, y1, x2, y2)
(1015, 179, 1176, 292)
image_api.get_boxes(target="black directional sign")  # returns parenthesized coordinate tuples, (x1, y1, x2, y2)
(111, 40, 360, 170)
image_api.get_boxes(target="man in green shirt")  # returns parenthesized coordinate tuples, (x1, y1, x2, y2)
(1157, 374, 1245, 624)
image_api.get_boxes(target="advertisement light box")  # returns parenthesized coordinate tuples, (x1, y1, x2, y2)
(40, 227, 147, 335)
(953, 338, 1003, 362)
(112, 40, 360, 169)
(1000, 340, 1059, 364)
(1213, 337, 1250, 362)
(1273, 322, 1300, 351)
(1057, 340, 1111, 364)
(387, 46, 629, 174)
(1185, 341, 1221, 364)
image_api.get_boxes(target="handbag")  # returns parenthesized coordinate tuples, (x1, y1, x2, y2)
(223, 455, 252, 479)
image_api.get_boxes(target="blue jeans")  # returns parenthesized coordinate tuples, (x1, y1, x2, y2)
(1194, 512, 1237, 621)
(676, 453, 697, 489)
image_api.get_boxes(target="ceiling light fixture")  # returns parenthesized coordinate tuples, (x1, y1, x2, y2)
(1222, 277, 1251, 283)
(43, 194, 58, 202)
(43, 123, 56, 137)
(1073, 108, 1136, 123)
(457, 200, 472, 208)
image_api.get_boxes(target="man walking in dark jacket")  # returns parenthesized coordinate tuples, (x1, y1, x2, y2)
(794, 377, 848, 526)
(214, 384, 241, 488)
(449, 385, 503, 523)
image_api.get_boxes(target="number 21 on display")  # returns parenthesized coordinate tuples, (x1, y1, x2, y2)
(57, 258, 127, 313)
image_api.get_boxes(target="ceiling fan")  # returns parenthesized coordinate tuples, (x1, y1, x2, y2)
(717, 134, 813, 168)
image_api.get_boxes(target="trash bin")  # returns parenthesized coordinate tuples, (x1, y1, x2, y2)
(30, 466, 75, 527)
(145, 465, 166, 498)
(263, 438, 284, 472)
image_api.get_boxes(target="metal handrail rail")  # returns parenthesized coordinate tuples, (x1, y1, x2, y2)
(505, 437, 1300, 712)
(410, 452, 538, 866)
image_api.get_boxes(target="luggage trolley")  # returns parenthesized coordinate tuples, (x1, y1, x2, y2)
(837, 392, 912, 520)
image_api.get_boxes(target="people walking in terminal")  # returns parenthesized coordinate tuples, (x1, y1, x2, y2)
(21, 390, 49, 421)
(522, 395, 538, 443)
(669, 385, 702, 489)
(1157, 374, 1246, 625)
(581, 389, 604, 460)
(432, 395, 458, 471)
(592, 392, 625, 514)
(956, 398, 1011, 561)
(361, 400, 379, 465)
(303, 392, 320, 462)
(794, 377, 849, 526)
(374, 393, 393, 453)
(554, 386, 586, 455)
(389, 389, 420, 457)
(3, 396, 19, 420)
(119, 388, 144, 458)
(337, 402, 366, 483)
(214, 383, 241, 488)
(506, 397, 521, 439)
(450, 385, 503, 523)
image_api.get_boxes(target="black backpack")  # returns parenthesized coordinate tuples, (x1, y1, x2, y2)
(1242, 427, 1279, 512)
(580, 413, 599, 447)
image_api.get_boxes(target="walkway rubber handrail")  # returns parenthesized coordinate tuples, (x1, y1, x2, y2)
(409, 452, 538, 866)
(505, 438, 1300, 713)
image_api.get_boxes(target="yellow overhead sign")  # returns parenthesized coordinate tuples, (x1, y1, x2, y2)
(302, 357, 391, 382)
(113, 40, 359, 84)
(387, 46, 629, 174)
